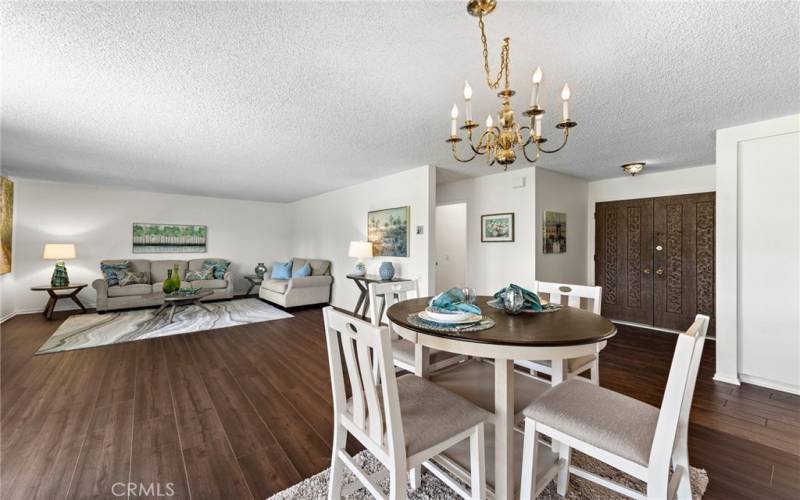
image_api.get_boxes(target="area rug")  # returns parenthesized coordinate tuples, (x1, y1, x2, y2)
(268, 449, 708, 499)
(36, 298, 292, 354)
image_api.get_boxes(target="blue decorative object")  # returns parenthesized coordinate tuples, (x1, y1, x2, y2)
(379, 262, 395, 280)
(101, 261, 129, 286)
(293, 262, 312, 277)
(271, 260, 292, 280)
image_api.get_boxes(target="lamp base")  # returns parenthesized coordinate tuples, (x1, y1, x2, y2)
(51, 261, 70, 287)
(353, 261, 366, 277)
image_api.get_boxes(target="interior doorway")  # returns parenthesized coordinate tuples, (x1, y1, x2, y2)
(435, 202, 467, 293)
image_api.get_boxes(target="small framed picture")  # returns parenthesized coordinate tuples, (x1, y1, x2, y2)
(481, 212, 515, 242)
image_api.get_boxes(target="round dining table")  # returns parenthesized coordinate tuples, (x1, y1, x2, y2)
(386, 295, 616, 500)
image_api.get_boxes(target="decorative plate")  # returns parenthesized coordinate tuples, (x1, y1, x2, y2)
(417, 310, 483, 325)
(423, 307, 475, 323)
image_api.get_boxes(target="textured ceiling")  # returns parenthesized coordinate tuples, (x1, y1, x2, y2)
(2, 1, 798, 202)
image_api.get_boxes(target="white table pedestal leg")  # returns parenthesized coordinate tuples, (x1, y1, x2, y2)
(414, 344, 430, 377)
(494, 359, 514, 499)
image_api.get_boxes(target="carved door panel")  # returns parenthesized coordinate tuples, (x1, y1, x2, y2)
(595, 198, 654, 325)
(653, 192, 716, 334)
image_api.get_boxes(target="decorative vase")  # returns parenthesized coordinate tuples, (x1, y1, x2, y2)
(379, 262, 395, 280)
(163, 265, 181, 294)
(502, 287, 525, 315)
(254, 262, 267, 278)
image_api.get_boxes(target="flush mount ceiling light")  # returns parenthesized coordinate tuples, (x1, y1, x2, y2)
(446, 0, 578, 170)
(621, 162, 646, 176)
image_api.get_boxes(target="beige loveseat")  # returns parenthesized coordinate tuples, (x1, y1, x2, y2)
(93, 259, 234, 312)
(259, 258, 332, 308)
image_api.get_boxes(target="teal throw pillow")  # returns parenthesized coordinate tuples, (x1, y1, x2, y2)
(271, 261, 292, 280)
(101, 261, 129, 286)
(293, 262, 312, 277)
(185, 268, 214, 282)
(202, 259, 230, 279)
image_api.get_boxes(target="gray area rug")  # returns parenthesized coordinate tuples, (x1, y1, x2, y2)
(269, 449, 708, 499)
(37, 298, 292, 354)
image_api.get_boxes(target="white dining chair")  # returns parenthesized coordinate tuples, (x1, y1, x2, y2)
(519, 314, 709, 500)
(323, 307, 489, 500)
(368, 280, 463, 376)
(514, 281, 604, 384)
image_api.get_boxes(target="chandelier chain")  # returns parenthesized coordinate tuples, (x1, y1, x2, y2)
(478, 13, 509, 90)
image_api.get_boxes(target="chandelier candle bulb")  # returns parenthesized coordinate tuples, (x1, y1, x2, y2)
(561, 83, 571, 120)
(485, 114, 493, 129)
(464, 81, 473, 121)
(530, 66, 542, 106)
(451, 104, 459, 136)
(534, 115, 542, 137)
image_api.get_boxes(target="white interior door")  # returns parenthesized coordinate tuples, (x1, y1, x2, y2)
(435, 202, 467, 293)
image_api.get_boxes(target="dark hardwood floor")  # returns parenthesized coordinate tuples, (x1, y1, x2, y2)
(1, 306, 798, 499)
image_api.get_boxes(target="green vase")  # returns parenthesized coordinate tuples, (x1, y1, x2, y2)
(162, 265, 181, 294)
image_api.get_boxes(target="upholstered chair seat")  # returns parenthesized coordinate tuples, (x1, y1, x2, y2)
(523, 378, 659, 466)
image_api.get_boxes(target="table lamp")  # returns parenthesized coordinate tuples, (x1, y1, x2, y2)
(348, 241, 373, 276)
(43, 243, 76, 286)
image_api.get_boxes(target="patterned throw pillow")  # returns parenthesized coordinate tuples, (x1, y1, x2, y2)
(115, 270, 149, 286)
(185, 267, 214, 282)
(202, 259, 230, 279)
(101, 262, 129, 286)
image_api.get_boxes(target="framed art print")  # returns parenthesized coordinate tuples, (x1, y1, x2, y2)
(368, 206, 410, 257)
(481, 212, 514, 242)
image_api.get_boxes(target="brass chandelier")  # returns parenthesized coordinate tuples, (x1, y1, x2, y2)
(446, 0, 577, 169)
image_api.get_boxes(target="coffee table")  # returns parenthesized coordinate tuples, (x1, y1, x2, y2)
(153, 289, 214, 323)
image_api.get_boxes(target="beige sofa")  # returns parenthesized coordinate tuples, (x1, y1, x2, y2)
(259, 258, 332, 308)
(93, 258, 234, 312)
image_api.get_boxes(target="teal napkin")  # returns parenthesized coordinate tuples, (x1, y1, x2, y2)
(429, 287, 482, 315)
(493, 283, 543, 311)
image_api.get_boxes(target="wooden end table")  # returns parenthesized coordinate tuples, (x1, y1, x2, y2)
(345, 274, 411, 319)
(31, 283, 88, 320)
(153, 289, 214, 323)
(244, 274, 264, 295)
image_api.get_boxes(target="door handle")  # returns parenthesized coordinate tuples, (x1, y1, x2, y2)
(656, 268, 664, 276)
(643, 268, 651, 275)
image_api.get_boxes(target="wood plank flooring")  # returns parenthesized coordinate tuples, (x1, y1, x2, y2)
(1, 305, 798, 499)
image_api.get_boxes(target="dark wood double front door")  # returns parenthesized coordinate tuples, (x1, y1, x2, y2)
(595, 192, 715, 334)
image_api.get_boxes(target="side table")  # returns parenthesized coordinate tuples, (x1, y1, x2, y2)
(345, 274, 411, 320)
(30, 283, 88, 320)
(244, 275, 264, 295)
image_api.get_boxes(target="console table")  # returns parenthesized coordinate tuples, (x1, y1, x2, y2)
(345, 274, 410, 320)
(30, 283, 88, 320)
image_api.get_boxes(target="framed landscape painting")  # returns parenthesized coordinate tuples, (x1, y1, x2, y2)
(132, 223, 207, 253)
(543, 211, 567, 254)
(368, 206, 409, 257)
(0, 177, 13, 275)
(481, 212, 514, 242)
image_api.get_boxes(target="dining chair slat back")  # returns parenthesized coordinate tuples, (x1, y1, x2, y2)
(324, 307, 403, 457)
(516, 281, 604, 384)
(368, 280, 419, 327)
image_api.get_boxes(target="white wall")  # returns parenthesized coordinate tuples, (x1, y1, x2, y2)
(716, 114, 800, 393)
(535, 168, 588, 285)
(585, 164, 716, 284)
(6, 178, 291, 314)
(289, 165, 434, 311)
(435, 202, 467, 293)
(437, 167, 536, 295)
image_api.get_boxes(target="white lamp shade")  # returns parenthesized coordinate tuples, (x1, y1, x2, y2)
(43, 243, 76, 260)
(348, 241, 373, 259)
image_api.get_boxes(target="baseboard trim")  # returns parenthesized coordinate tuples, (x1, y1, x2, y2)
(739, 374, 800, 396)
(713, 373, 741, 386)
(1, 311, 16, 324)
